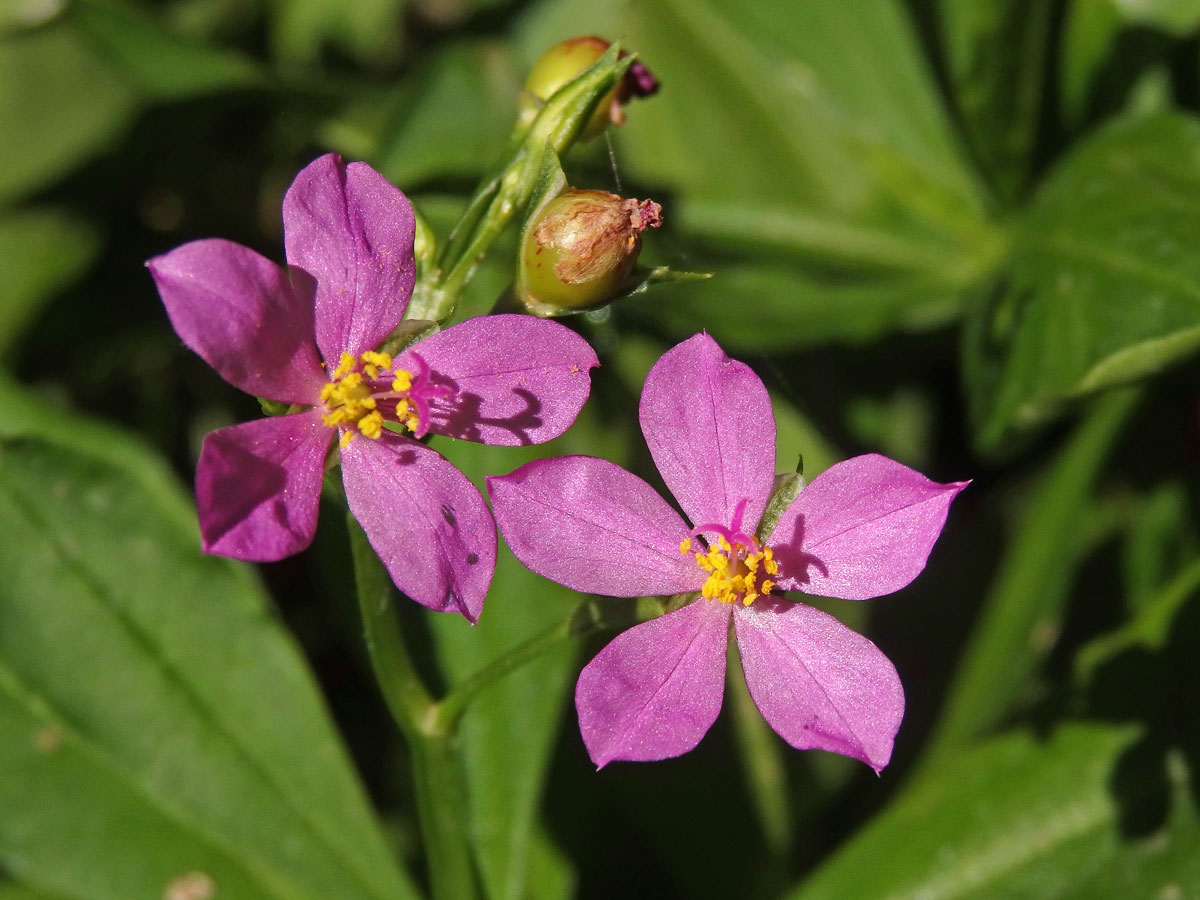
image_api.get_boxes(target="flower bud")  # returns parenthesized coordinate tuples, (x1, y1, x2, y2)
(522, 36, 659, 140)
(520, 188, 663, 312)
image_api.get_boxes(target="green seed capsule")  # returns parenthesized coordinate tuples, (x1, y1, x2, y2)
(520, 189, 663, 311)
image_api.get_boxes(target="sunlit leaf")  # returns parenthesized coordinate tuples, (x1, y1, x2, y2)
(0, 425, 418, 900)
(966, 113, 1200, 450)
(936, 0, 1052, 201)
(790, 722, 1199, 900)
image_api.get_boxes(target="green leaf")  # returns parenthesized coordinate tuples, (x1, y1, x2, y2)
(788, 722, 1199, 900)
(0, 22, 137, 203)
(1106, 0, 1200, 34)
(0, 208, 99, 359)
(72, 0, 266, 100)
(921, 389, 1137, 764)
(327, 40, 519, 187)
(622, 0, 997, 337)
(1060, 0, 1196, 131)
(0, 430, 419, 900)
(1077, 554, 1200, 680)
(966, 112, 1200, 450)
(0, 884, 70, 900)
(268, 0, 405, 65)
(1119, 483, 1198, 614)
(936, 0, 1053, 201)
(630, 259, 969, 351)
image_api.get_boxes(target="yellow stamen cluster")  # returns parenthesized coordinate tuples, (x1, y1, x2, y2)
(681, 535, 778, 606)
(320, 350, 417, 447)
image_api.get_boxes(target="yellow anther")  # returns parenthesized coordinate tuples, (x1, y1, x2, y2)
(361, 350, 393, 369)
(688, 535, 778, 606)
(321, 351, 423, 441)
(331, 352, 357, 379)
(679, 538, 692, 554)
(358, 411, 383, 440)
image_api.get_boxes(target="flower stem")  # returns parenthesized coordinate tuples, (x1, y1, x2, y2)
(348, 514, 480, 900)
(432, 594, 672, 734)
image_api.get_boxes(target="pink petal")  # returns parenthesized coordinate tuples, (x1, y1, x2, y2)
(401, 315, 599, 446)
(487, 456, 703, 598)
(768, 454, 967, 601)
(734, 598, 904, 772)
(576, 600, 731, 767)
(341, 433, 496, 623)
(196, 410, 331, 561)
(147, 239, 326, 404)
(639, 333, 775, 534)
(282, 154, 416, 363)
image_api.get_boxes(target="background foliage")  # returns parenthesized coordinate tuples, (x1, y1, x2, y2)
(1, 0, 1199, 896)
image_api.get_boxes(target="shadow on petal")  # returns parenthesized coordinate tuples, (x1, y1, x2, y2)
(769, 513, 829, 590)
(426, 372, 546, 446)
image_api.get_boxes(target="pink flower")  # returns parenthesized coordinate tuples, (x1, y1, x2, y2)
(148, 154, 598, 622)
(487, 334, 965, 768)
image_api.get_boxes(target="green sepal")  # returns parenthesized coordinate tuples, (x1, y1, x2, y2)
(663, 592, 699, 615)
(512, 144, 569, 316)
(378, 317, 439, 357)
(257, 397, 290, 416)
(757, 464, 807, 543)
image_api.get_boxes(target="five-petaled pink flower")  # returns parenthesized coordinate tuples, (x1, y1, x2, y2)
(488, 333, 965, 769)
(148, 153, 598, 622)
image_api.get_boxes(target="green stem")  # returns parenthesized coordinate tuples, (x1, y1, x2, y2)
(349, 513, 434, 735)
(348, 514, 480, 900)
(408, 732, 481, 900)
(433, 594, 672, 734)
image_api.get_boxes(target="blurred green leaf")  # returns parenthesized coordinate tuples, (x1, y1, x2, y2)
(0, 428, 418, 900)
(426, 408, 630, 900)
(328, 41, 518, 187)
(0, 207, 98, 359)
(73, 0, 266, 100)
(921, 389, 1137, 764)
(788, 722, 1200, 900)
(1121, 483, 1197, 614)
(1060, 0, 1126, 128)
(1060, 0, 1195, 131)
(0, 884, 69, 900)
(0, 23, 137, 203)
(630, 260, 968, 351)
(513, 0, 1002, 347)
(268, 0, 405, 66)
(1107, 0, 1200, 34)
(1077, 553, 1200, 680)
(937, 0, 1052, 201)
(966, 113, 1200, 450)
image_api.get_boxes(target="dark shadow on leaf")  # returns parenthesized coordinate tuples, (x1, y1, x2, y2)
(1086, 590, 1200, 838)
